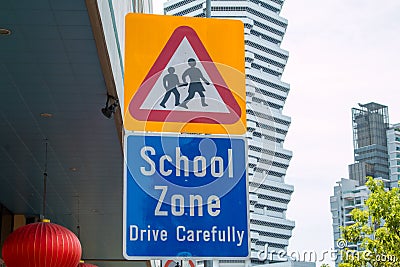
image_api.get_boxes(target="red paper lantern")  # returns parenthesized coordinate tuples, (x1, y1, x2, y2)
(78, 262, 98, 267)
(2, 220, 82, 267)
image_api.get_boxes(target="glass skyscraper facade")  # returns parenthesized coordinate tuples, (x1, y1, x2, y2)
(349, 102, 390, 185)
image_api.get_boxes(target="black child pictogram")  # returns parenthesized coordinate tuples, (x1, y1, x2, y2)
(179, 58, 210, 109)
(160, 67, 182, 108)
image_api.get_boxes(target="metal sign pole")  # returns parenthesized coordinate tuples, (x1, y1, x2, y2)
(206, 0, 211, 18)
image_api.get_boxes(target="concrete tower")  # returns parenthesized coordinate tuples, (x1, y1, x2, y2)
(164, 0, 294, 265)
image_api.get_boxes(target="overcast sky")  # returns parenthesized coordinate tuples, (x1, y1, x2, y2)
(153, 1, 400, 266)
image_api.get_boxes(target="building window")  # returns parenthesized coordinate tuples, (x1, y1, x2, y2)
(165, 0, 195, 12)
(254, 53, 285, 68)
(174, 4, 203, 16)
(248, 0, 280, 13)
(211, 6, 247, 12)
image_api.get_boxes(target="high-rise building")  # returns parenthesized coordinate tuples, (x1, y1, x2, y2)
(349, 102, 390, 185)
(386, 123, 400, 188)
(331, 102, 393, 267)
(330, 178, 369, 266)
(164, 0, 294, 265)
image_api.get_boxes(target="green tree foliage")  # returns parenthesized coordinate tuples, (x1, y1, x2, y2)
(339, 177, 400, 266)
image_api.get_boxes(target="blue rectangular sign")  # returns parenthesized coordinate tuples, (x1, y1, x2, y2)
(123, 133, 249, 259)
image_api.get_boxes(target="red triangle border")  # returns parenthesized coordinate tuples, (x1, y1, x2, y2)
(128, 26, 241, 124)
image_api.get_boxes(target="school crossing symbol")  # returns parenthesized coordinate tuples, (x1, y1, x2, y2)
(124, 14, 246, 135)
(129, 26, 240, 124)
